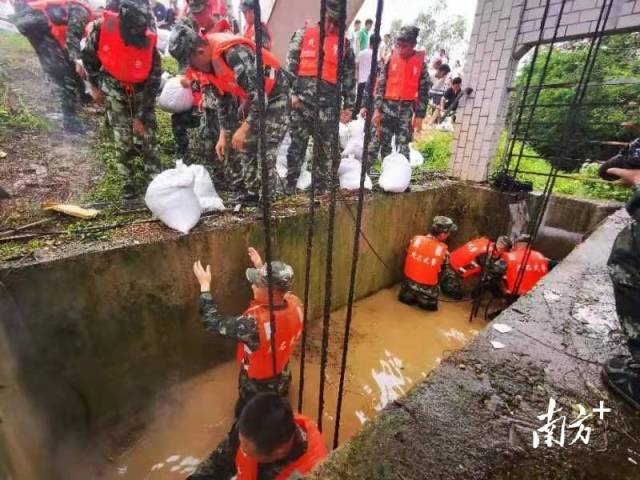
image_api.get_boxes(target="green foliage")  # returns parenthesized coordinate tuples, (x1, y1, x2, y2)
(0, 82, 53, 132)
(86, 126, 124, 204)
(512, 33, 640, 171)
(162, 55, 179, 76)
(415, 131, 452, 172)
(388, 0, 467, 55)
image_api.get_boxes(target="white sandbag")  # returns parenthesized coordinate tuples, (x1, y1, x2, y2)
(379, 152, 411, 193)
(297, 170, 312, 190)
(158, 77, 194, 113)
(190, 164, 225, 212)
(348, 117, 365, 138)
(339, 122, 350, 149)
(409, 145, 424, 167)
(145, 161, 201, 234)
(342, 136, 364, 160)
(338, 156, 372, 191)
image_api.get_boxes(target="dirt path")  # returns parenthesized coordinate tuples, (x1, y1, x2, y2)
(0, 31, 101, 227)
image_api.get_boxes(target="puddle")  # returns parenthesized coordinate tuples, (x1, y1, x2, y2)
(103, 285, 480, 479)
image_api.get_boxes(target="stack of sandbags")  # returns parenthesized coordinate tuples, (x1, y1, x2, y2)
(341, 117, 365, 160)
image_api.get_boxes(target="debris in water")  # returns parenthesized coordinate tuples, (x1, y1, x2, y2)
(628, 457, 638, 465)
(491, 340, 506, 349)
(165, 455, 180, 463)
(0, 150, 6, 158)
(493, 323, 513, 334)
(42, 202, 100, 219)
(544, 290, 561, 302)
(117, 466, 128, 475)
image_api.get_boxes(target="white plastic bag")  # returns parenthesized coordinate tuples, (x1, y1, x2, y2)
(338, 156, 372, 191)
(339, 122, 350, 149)
(190, 164, 225, 212)
(348, 117, 365, 138)
(145, 161, 201, 234)
(342, 136, 364, 160)
(158, 77, 194, 113)
(409, 145, 424, 167)
(379, 152, 411, 193)
(297, 170, 312, 190)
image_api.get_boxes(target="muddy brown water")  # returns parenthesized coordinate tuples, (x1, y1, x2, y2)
(103, 286, 480, 479)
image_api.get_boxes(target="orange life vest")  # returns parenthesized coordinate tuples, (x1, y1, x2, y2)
(449, 237, 493, 279)
(244, 21, 272, 50)
(236, 293, 303, 380)
(97, 10, 156, 85)
(203, 32, 280, 99)
(184, 67, 205, 108)
(384, 50, 425, 101)
(28, 0, 92, 49)
(297, 26, 346, 85)
(403, 235, 448, 286)
(235, 414, 327, 480)
(503, 246, 549, 296)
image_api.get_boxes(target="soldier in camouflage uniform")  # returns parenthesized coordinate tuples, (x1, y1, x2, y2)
(12, 0, 92, 133)
(176, 26, 290, 204)
(82, 0, 162, 198)
(399, 216, 457, 311)
(285, 0, 356, 194)
(600, 165, 640, 409)
(193, 247, 303, 417)
(362, 26, 430, 164)
(239, 0, 272, 50)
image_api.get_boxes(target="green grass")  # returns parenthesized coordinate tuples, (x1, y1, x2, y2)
(492, 132, 628, 202)
(415, 131, 452, 173)
(162, 55, 179, 76)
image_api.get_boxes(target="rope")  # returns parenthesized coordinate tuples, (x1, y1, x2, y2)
(252, 0, 278, 377)
(316, 0, 347, 432)
(297, 0, 328, 414)
(332, 0, 384, 448)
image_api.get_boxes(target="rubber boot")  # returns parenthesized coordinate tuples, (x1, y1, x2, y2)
(602, 355, 640, 410)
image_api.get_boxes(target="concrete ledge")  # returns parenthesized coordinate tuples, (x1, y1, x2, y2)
(310, 209, 640, 479)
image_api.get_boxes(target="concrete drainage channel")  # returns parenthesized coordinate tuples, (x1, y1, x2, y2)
(0, 183, 628, 479)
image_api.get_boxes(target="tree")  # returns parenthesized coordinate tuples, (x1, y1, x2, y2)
(388, 0, 467, 58)
(512, 32, 640, 171)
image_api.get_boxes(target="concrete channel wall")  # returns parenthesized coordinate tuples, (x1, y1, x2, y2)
(0, 184, 620, 479)
(308, 207, 638, 480)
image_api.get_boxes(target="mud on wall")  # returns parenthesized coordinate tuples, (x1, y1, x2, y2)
(0, 184, 619, 479)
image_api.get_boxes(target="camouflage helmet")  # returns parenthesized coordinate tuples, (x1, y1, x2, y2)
(246, 261, 294, 291)
(397, 25, 420, 43)
(431, 216, 457, 235)
(239, 0, 254, 11)
(496, 235, 513, 250)
(168, 23, 199, 60)
(516, 233, 532, 244)
(188, 0, 208, 14)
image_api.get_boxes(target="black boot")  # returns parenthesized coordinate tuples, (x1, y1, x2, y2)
(602, 355, 640, 410)
(63, 112, 86, 134)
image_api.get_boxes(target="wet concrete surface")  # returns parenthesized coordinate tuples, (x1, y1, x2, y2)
(100, 286, 478, 479)
(309, 209, 640, 480)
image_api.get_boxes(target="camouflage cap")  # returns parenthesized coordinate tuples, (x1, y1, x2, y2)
(397, 25, 420, 43)
(246, 261, 294, 291)
(168, 23, 199, 60)
(431, 216, 457, 234)
(496, 235, 513, 250)
(188, 0, 208, 14)
(516, 233, 532, 244)
(326, 0, 341, 20)
(240, 0, 254, 11)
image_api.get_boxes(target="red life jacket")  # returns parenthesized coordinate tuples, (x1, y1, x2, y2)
(503, 246, 549, 296)
(244, 21, 272, 50)
(384, 50, 425, 101)
(236, 293, 303, 380)
(29, 0, 93, 49)
(297, 26, 346, 85)
(202, 32, 280, 99)
(97, 10, 156, 85)
(449, 237, 493, 279)
(235, 414, 327, 480)
(184, 67, 204, 108)
(403, 235, 448, 286)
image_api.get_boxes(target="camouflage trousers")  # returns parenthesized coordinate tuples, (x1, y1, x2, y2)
(608, 223, 640, 361)
(287, 100, 340, 191)
(235, 367, 292, 418)
(440, 265, 464, 300)
(226, 96, 289, 199)
(103, 81, 160, 192)
(368, 100, 414, 163)
(398, 278, 439, 310)
(171, 107, 220, 164)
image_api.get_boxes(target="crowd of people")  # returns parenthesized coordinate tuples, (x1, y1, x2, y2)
(10, 0, 475, 204)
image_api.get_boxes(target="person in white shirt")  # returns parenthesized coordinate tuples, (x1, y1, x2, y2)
(350, 19, 362, 55)
(354, 42, 373, 119)
(378, 33, 392, 63)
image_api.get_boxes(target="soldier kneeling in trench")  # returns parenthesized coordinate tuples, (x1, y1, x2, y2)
(188, 393, 326, 480)
(193, 247, 303, 417)
(398, 216, 457, 311)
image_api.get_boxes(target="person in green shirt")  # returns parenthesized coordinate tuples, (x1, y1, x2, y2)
(358, 18, 373, 51)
